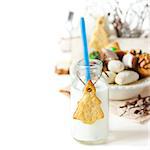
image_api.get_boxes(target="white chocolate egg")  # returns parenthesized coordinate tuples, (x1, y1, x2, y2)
(102, 71, 116, 84)
(115, 70, 139, 85)
(108, 60, 125, 73)
(122, 53, 137, 68)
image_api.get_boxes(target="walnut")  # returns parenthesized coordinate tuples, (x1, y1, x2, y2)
(137, 53, 150, 77)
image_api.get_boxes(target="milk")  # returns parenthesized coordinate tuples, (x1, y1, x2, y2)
(70, 80, 109, 142)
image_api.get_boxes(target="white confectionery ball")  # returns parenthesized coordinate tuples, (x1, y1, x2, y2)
(102, 71, 116, 84)
(115, 70, 139, 85)
(122, 53, 136, 68)
(108, 60, 125, 73)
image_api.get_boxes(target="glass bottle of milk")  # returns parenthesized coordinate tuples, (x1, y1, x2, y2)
(70, 59, 109, 144)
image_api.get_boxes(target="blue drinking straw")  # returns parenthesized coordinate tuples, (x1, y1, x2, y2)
(80, 17, 91, 83)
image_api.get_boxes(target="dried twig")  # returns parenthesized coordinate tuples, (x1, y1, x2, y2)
(119, 95, 150, 117)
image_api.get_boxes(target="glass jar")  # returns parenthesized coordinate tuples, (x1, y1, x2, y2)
(70, 59, 109, 144)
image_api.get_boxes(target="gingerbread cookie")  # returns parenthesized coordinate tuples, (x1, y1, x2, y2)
(89, 17, 109, 51)
(73, 80, 104, 124)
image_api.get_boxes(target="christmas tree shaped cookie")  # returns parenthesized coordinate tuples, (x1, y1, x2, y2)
(89, 16, 109, 51)
(73, 80, 104, 124)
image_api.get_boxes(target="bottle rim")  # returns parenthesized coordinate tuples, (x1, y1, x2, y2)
(76, 59, 103, 70)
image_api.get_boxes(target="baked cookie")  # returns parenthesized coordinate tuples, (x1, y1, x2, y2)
(55, 60, 70, 75)
(59, 86, 70, 97)
(89, 17, 109, 51)
(73, 80, 104, 124)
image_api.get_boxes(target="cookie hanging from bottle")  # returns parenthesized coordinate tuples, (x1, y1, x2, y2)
(73, 80, 104, 124)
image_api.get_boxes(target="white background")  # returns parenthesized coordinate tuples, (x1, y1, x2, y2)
(0, 0, 149, 150)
